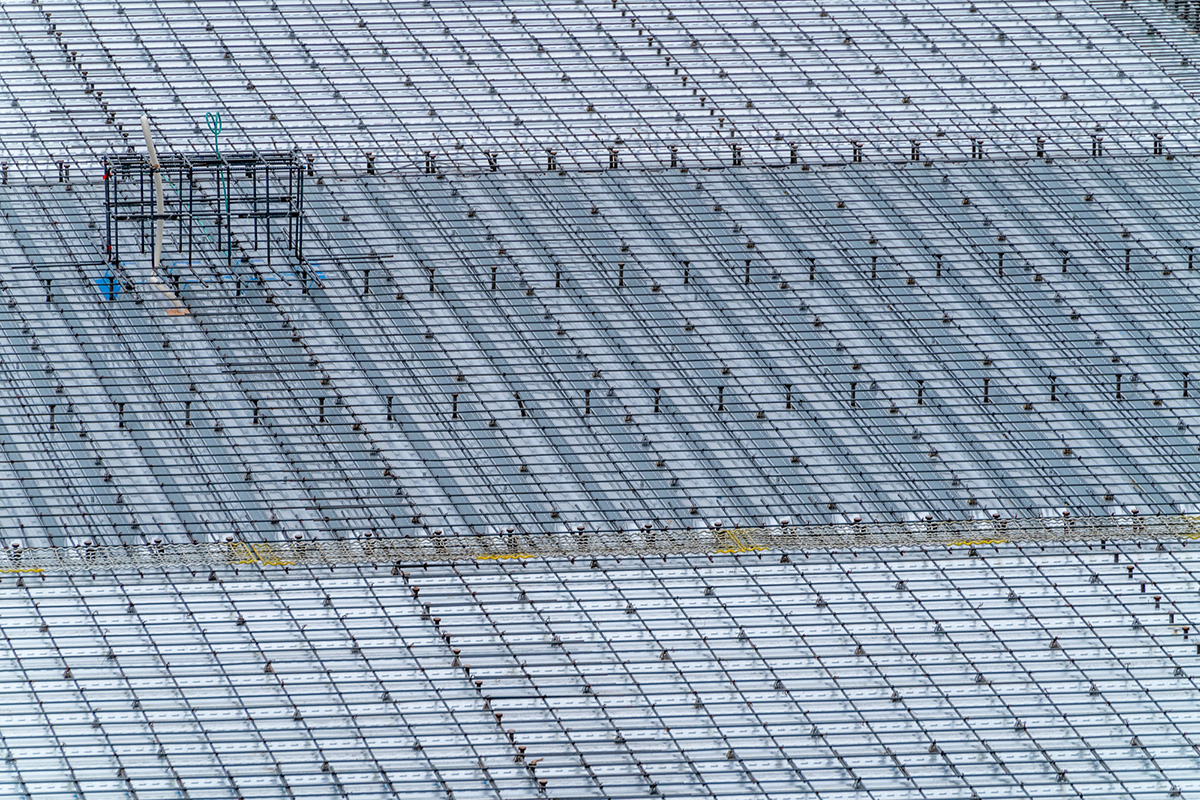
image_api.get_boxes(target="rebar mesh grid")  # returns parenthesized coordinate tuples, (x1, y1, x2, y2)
(1, 542, 1198, 798)
(2, 0, 1200, 177)
(1, 159, 1200, 546)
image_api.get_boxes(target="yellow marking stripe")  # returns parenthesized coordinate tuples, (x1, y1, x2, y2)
(250, 543, 294, 566)
(228, 543, 294, 566)
(229, 543, 258, 565)
(716, 528, 770, 554)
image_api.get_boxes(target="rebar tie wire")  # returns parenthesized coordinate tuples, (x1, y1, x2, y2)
(0, 515, 1195, 574)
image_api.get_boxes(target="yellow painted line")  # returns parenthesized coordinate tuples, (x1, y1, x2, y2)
(716, 528, 769, 554)
(250, 543, 294, 566)
(229, 543, 259, 565)
(227, 542, 294, 566)
(949, 539, 1009, 546)
(0, 567, 43, 574)
(477, 553, 535, 561)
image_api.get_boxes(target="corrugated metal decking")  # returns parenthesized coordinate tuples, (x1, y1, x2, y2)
(1, 544, 1199, 798)
(2, 1, 1200, 173)
(3, 1, 1200, 798)
(2, 160, 1200, 544)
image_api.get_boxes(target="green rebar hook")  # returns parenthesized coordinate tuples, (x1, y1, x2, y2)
(205, 111, 231, 264)
(205, 111, 222, 158)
